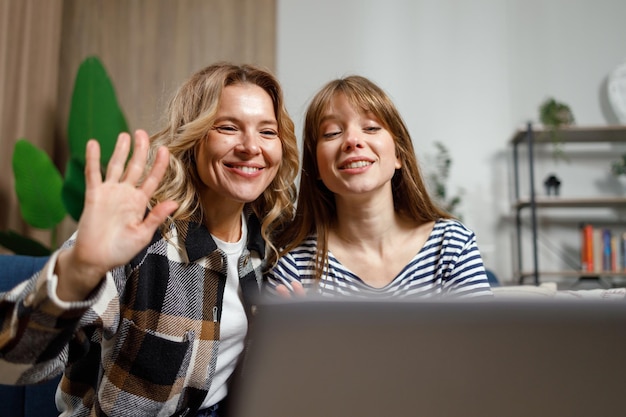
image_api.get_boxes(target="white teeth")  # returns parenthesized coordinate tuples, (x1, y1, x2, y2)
(343, 160, 372, 169)
(238, 166, 261, 173)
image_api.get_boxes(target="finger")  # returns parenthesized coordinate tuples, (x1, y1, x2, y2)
(105, 133, 131, 182)
(275, 284, 293, 298)
(291, 280, 306, 297)
(84, 140, 103, 188)
(141, 201, 179, 232)
(121, 130, 150, 185)
(140, 146, 170, 197)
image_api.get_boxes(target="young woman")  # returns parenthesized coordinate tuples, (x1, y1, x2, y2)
(267, 75, 491, 298)
(0, 63, 299, 416)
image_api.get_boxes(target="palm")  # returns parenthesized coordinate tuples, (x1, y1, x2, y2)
(76, 181, 153, 267)
(71, 130, 177, 278)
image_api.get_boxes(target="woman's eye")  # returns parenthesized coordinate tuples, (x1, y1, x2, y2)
(214, 125, 238, 134)
(260, 129, 279, 138)
(322, 131, 341, 139)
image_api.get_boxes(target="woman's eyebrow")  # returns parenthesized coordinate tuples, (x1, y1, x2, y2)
(213, 116, 277, 126)
(319, 114, 338, 124)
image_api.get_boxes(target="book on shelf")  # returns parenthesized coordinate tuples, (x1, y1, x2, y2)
(611, 235, 619, 272)
(620, 232, 626, 270)
(592, 228, 602, 273)
(580, 224, 625, 273)
(580, 224, 594, 272)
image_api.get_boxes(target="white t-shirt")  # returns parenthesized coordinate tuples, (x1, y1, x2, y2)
(202, 216, 248, 408)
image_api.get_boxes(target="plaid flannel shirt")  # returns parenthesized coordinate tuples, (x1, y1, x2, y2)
(0, 212, 265, 416)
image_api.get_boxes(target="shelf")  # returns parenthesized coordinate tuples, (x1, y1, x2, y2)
(510, 125, 626, 145)
(510, 123, 626, 285)
(514, 197, 626, 210)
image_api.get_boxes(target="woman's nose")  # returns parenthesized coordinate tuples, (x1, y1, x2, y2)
(342, 129, 362, 151)
(239, 131, 261, 154)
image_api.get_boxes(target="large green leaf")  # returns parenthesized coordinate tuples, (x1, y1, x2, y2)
(0, 230, 51, 255)
(63, 56, 128, 221)
(61, 156, 88, 221)
(12, 139, 66, 229)
(67, 56, 128, 161)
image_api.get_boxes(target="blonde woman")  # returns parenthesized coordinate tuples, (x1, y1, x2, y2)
(0, 63, 299, 416)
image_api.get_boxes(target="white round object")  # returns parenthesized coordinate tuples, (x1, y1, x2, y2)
(608, 60, 626, 124)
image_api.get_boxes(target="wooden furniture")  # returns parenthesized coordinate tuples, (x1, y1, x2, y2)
(510, 124, 626, 285)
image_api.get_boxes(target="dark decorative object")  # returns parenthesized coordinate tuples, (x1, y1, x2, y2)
(544, 174, 561, 196)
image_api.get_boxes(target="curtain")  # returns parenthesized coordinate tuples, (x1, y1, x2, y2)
(0, 0, 64, 249)
(0, 0, 276, 253)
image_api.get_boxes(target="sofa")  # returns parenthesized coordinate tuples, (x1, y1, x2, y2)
(0, 255, 60, 417)
(492, 281, 626, 300)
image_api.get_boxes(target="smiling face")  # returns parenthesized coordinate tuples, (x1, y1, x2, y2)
(316, 93, 401, 199)
(195, 83, 283, 208)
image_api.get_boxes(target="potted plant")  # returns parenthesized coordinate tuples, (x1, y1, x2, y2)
(428, 141, 464, 219)
(538, 97, 575, 162)
(612, 153, 626, 177)
(0, 56, 128, 254)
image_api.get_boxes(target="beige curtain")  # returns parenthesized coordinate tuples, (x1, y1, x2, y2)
(57, 0, 277, 136)
(0, 0, 276, 253)
(0, 0, 64, 250)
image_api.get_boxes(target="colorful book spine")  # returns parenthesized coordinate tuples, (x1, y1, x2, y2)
(580, 226, 626, 272)
(621, 232, 626, 272)
(580, 224, 594, 272)
(602, 229, 612, 271)
(593, 228, 603, 272)
(611, 235, 619, 272)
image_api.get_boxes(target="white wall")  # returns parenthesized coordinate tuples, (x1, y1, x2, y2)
(276, 0, 626, 284)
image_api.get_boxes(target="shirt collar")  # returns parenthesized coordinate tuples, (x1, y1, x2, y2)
(182, 207, 266, 262)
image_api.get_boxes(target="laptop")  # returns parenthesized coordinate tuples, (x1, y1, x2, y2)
(230, 298, 626, 417)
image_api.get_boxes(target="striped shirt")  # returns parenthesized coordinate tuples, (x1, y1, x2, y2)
(267, 219, 492, 298)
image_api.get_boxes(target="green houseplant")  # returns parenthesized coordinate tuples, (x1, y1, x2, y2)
(428, 141, 464, 220)
(538, 97, 575, 161)
(0, 56, 128, 255)
(612, 153, 626, 177)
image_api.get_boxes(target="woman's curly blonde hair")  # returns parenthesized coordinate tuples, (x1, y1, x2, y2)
(148, 62, 299, 260)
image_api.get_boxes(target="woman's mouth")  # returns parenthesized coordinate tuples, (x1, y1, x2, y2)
(340, 160, 373, 170)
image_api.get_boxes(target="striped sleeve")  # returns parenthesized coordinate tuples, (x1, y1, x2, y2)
(266, 238, 318, 295)
(440, 223, 492, 298)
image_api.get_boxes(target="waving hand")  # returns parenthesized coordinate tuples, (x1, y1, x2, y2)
(55, 130, 178, 301)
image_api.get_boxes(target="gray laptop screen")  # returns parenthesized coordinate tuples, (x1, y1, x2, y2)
(231, 298, 626, 417)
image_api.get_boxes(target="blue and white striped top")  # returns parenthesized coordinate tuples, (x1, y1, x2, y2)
(267, 219, 492, 298)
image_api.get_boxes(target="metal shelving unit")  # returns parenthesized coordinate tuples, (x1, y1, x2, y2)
(511, 123, 626, 285)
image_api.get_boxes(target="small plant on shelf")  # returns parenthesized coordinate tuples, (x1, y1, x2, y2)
(538, 97, 575, 162)
(611, 153, 626, 177)
(427, 141, 464, 220)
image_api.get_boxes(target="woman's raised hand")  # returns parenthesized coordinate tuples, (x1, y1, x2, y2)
(55, 130, 178, 301)
(275, 280, 306, 298)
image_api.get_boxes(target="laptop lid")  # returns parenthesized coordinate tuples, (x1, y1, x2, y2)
(231, 298, 626, 417)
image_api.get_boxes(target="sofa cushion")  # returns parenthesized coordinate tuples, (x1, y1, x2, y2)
(0, 254, 49, 292)
(0, 254, 59, 417)
(492, 282, 626, 299)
